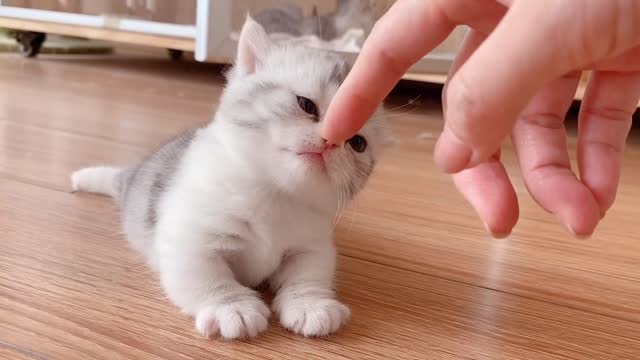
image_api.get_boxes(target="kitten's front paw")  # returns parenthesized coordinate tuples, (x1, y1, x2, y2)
(277, 298, 350, 337)
(196, 297, 270, 340)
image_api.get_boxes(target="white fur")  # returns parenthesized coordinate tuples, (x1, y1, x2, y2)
(153, 125, 354, 339)
(72, 16, 390, 340)
(71, 166, 121, 197)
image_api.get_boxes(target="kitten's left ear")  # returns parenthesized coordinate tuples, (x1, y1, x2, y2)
(236, 15, 273, 76)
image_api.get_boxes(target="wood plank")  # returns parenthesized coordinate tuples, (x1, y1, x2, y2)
(0, 17, 195, 51)
(334, 108, 640, 322)
(2, 179, 639, 360)
(2, 51, 640, 359)
(0, 54, 218, 148)
(0, 121, 147, 191)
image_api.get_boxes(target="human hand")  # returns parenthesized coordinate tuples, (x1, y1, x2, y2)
(322, 0, 640, 237)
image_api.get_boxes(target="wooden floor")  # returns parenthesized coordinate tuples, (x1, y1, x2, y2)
(1, 50, 640, 360)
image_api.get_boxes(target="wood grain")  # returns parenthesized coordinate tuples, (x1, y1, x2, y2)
(1, 51, 639, 359)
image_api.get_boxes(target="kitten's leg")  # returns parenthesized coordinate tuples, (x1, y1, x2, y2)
(271, 244, 350, 337)
(156, 238, 270, 340)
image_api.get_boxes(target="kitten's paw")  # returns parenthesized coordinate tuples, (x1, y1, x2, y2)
(196, 298, 270, 340)
(277, 298, 350, 337)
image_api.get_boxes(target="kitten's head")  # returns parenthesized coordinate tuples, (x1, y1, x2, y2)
(217, 17, 391, 210)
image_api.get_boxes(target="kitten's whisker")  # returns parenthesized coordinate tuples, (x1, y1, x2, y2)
(380, 95, 422, 113)
(332, 183, 344, 229)
(334, 165, 358, 231)
(331, 170, 342, 225)
(369, 106, 421, 122)
(332, 158, 351, 230)
(332, 186, 342, 227)
(345, 195, 359, 237)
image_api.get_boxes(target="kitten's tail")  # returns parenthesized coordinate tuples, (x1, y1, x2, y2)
(71, 166, 123, 198)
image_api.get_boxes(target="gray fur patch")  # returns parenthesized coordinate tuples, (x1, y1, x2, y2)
(345, 179, 359, 200)
(233, 81, 280, 108)
(248, 81, 280, 98)
(230, 81, 282, 129)
(346, 153, 375, 198)
(145, 171, 167, 227)
(253, 0, 385, 42)
(118, 167, 136, 204)
(119, 129, 197, 231)
(328, 60, 351, 87)
(144, 129, 196, 228)
(355, 156, 375, 178)
(231, 118, 264, 130)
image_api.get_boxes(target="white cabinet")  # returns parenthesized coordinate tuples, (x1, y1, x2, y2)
(0, 0, 463, 82)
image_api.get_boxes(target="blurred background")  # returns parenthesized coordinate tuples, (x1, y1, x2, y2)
(0, 0, 466, 85)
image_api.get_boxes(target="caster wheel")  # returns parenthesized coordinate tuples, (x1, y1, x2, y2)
(168, 49, 183, 62)
(15, 31, 47, 58)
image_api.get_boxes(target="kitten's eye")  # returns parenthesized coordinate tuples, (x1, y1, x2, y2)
(348, 135, 367, 153)
(296, 96, 319, 116)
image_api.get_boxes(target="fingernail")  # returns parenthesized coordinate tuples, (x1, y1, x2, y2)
(322, 137, 335, 146)
(434, 127, 472, 174)
(564, 223, 592, 240)
(483, 222, 511, 239)
(491, 232, 512, 240)
(320, 127, 337, 145)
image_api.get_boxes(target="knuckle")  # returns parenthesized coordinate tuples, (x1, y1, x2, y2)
(564, 1, 640, 67)
(579, 105, 632, 155)
(519, 112, 565, 130)
(582, 138, 623, 155)
(446, 73, 508, 158)
(581, 105, 634, 124)
(447, 75, 490, 136)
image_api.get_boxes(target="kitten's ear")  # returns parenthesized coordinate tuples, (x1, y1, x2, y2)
(236, 15, 272, 76)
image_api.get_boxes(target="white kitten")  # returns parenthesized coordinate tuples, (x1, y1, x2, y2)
(71, 17, 390, 340)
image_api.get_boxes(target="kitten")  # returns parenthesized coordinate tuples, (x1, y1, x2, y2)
(254, 0, 393, 42)
(71, 16, 390, 340)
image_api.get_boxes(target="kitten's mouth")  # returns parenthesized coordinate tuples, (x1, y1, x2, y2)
(297, 151, 326, 167)
(281, 146, 334, 170)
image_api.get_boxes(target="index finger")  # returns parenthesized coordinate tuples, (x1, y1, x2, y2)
(322, 0, 455, 143)
(322, 0, 507, 143)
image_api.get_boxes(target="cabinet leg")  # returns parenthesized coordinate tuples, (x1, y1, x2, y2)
(15, 31, 47, 58)
(168, 49, 184, 62)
